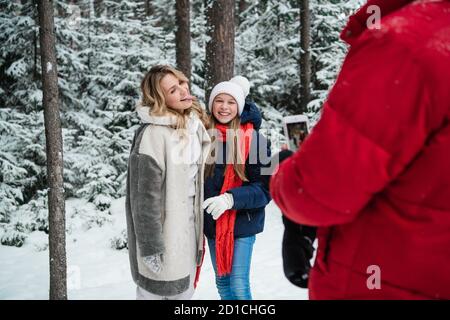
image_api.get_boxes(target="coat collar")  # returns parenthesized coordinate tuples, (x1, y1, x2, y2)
(136, 105, 178, 126)
(136, 105, 211, 146)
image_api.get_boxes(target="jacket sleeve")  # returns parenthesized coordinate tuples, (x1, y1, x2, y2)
(227, 132, 272, 210)
(129, 128, 165, 257)
(271, 32, 437, 227)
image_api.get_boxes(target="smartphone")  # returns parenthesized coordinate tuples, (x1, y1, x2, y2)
(283, 115, 310, 152)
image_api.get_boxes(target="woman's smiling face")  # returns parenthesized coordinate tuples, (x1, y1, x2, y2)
(212, 93, 238, 124)
(160, 73, 193, 111)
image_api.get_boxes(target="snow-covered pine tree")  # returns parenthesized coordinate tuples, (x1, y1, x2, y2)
(190, 0, 208, 103)
(72, 0, 175, 211)
(234, 0, 362, 138)
(1, 0, 177, 246)
(1, 0, 49, 245)
(234, 0, 299, 149)
(1, 0, 362, 248)
(308, 0, 364, 120)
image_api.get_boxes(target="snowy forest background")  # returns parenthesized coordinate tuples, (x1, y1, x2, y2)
(0, 0, 362, 259)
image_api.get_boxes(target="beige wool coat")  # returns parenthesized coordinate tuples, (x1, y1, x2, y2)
(125, 106, 211, 296)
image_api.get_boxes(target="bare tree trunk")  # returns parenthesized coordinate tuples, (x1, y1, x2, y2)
(175, 0, 191, 81)
(37, 0, 67, 301)
(34, 1, 39, 82)
(205, 0, 235, 106)
(144, 0, 153, 17)
(299, 0, 311, 114)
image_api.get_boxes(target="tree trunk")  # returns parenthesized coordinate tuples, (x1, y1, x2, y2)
(299, 0, 311, 114)
(205, 0, 235, 107)
(37, 0, 67, 301)
(34, 1, 39, 82)
(144, 0, 153, 17)
(175, 0, 191, 81)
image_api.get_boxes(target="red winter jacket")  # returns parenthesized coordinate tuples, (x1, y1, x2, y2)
(271, 0, 450, 299)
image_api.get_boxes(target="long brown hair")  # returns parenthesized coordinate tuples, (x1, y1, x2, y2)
(139, 65, 209, 130)
(205, 113, 248, 182)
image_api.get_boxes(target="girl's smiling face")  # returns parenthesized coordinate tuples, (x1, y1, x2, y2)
(212, 93, 238, 124)
(160, 73, 193, 111)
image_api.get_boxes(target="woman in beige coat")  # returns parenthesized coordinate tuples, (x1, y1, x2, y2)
(125, 65, 211, 300)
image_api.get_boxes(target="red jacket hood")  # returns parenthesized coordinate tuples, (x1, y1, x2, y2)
(341, 0, 415, 44)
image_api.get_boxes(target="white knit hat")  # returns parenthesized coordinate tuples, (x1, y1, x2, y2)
(208, 75, 251, 116)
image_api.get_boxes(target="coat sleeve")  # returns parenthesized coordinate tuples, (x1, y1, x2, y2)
(227, 132, 272, 211)
(129, 128, 165, 257)
(270, 32, 436, 227)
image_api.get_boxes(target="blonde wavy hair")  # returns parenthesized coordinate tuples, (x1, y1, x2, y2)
(140, 65, 209, 130)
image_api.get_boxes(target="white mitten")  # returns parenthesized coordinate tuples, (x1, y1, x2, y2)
(202, 193, 234, 220)
(143, 254, 163, 274)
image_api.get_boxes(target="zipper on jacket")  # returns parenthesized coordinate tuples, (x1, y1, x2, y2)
(246, 212, 251, 221)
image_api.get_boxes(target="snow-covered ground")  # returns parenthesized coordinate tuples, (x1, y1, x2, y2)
(0, 198, 308, 300)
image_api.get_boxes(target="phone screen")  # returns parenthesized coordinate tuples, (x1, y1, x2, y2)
(286, 121, 308, 151)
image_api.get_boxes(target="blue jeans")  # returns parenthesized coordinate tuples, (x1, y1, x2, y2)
(208, 235, 256, 300)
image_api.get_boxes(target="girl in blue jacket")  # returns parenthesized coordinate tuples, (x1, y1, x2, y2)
(202, 76, 271, 300)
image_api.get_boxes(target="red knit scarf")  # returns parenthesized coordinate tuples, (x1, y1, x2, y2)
(214, 122, 254, 276)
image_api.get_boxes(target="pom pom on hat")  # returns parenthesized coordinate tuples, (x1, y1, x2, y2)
(208, 75, 250, 116)
(230, 76, 250, 97)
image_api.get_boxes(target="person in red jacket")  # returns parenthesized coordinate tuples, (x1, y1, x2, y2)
(270, 0, 450, 299)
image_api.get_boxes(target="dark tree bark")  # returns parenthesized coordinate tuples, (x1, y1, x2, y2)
(33, 1, 39, 82)
(144, 0, 154, 17)
(37, 0, 67, 300)
(175, 0, 191, 81)
(205, 0, 235, 107)
(299, 0, 311, 114)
